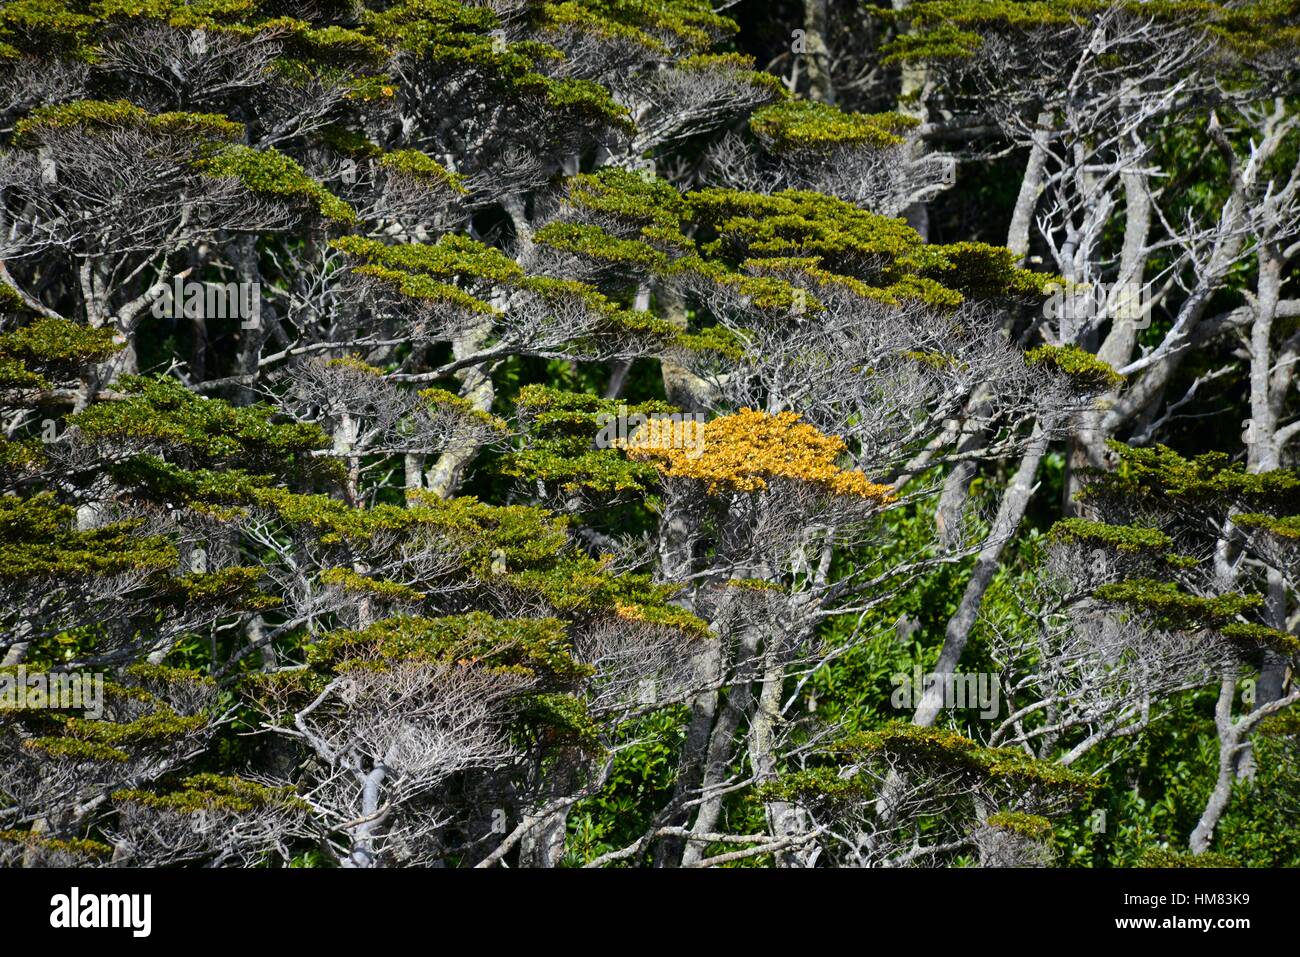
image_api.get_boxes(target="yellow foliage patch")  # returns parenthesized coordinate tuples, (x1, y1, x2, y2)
(621, 408, 894, 501)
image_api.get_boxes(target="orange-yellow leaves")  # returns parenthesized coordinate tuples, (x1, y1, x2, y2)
(614, 602, 645, 622)
(621, 408, 894, 501)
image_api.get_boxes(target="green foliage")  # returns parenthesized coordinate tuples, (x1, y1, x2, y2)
(114, 773, 307, 813)
(310, 612, 594, 683)
(757, 765, 874, 806)
(1219, 622, 1300, 656)
(15, 98, 244, 143)
(1139, 847, 1239, 867)
(875, 0, 1286, 65)
(538, 0, 737, 51)
(124, 662, 214, 689)
(379, 149, 468, 193)
(0, 282, 35, 318)
(333, 233, 531, 313)
(70, 375, 330, 470)
(566, 167, 686, 231)
(0, 830, 113, 858)
(1094, 578, 1262, 629)
(536, 222, 674, 270)
(517, 692, 602, 749)
(420, 387, 508, 432)
(1089, 442, 1300, 509)
(750, 100, 917, 152)
(172, 567, 281, 611)
(198, 144, 356, 223)
(834, 724, 1100, 797)
(880, 21, 984, 64)
(911, 241, 1057, 299)
(1234, 512, 1300, 538)
(674, 323, 746, 361)
(363, 0, 633, 130)
(21, 737, 130, 762)
(687, 187, 924, 271)
(0, 0, 99, 60)
(986, 811, 1055, 842)
(0, 356, 48, 390)
(686, 187, 1046, 306)
(60, 708, 207, 745)
(501, 384, 673, 493)
(22, 695, 207, 765)
(677, 52, 786, 95)
(564, 709, 686, 865)
(0, 319, 121, 383)
(1025, 344, 1124, 390)
(503, 558, 709, 638)
(2, 0, 1294, 872)
(1048, 517, 1173, 552)
(0, 493, 177, 580)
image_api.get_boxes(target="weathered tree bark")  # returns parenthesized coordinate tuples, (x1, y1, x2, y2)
(926, 131, 1055, 545)
(517, 748, 594, 867)
(680, 627, 762, 866)
(1, 620, 31, 666)
(1191, 674, 1300, 853)
(230, 234, 265, 408)
(347, 759, 389, 868)
(1066, 129, 1154, 513)
(1006, 111, 1054, 263)
(404, 452, 425, 491)
(656, 284, 711, 412)
(1191, 670, 1243, 855)
(802, 0, 835, 105)
(749, 650, 814, 867)
(516, 810, 568, 868)
(424, 195, 538, 497)
(913, 421, 1051, 726)
(424, 337, 493, 497)
(892, 0, 932, 239)
(1233, 242, 1293, 779)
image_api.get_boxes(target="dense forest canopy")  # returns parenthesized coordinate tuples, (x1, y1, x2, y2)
(0, 0, 1297, 868)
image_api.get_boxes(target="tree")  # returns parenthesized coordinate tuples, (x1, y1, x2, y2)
(0, 0, 1296, 868)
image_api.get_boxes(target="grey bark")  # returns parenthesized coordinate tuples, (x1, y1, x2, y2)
(913, 421, 1051, 726)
